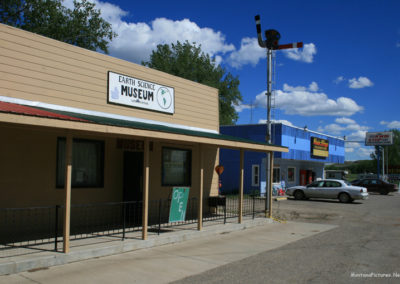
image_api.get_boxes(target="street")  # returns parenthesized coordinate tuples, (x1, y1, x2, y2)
(174, 193, 400, 284)
(1, 193, 399, 283)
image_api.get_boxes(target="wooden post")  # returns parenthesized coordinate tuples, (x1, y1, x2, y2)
(239, 149, 244, 223)
(198, 144, 204, 230)
(142, 139, 150, 240)
(63, 134, 72, 253)
(268, 152, 274, 218)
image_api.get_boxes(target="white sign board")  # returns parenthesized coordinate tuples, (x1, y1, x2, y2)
(108, 71, 174, 114)
(365, 131, 393, 146)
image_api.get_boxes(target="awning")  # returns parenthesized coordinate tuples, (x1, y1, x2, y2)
(0, 101, 288, 153)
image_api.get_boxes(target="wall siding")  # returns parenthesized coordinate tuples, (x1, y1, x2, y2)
(0, 24, 219, 132)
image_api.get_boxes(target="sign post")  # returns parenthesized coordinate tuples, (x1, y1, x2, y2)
(365, 132, 393, 180)
(169, 187, 190, 223)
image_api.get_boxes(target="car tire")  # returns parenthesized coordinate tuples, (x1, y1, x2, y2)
(380, 188, 389, 195)
(338, 192, 352, 203)
(294, 190, 305, 200)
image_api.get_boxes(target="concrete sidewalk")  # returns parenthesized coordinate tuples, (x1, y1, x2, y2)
(0, 219, 336, 283)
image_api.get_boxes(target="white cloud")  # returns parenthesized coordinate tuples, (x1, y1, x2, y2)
(381, 120, 400, 128)
(334, 76, 345, 84)
(348, 77, 374, 89)
(282, 82, 319, 92)
(347, 130, 368, 141)
(345, 145, 373, 160)
(109, 17, 235, 64)
(227, 37, 265, 68)
(233, 103, 252, 112)
(344, 139, 374, 160)
(319, 118, 369, 137)
(282, 43, 316, 63)
(64, 1, 235, 64)
(319, 123, 345, 135)
(254, 83, 363, 116)
(335, 117, 356, 125)
(308, 81, 319, 92)
(259, 119, 294, 126)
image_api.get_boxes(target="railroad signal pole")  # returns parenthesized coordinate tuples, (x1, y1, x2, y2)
(255, 15, 303, 217)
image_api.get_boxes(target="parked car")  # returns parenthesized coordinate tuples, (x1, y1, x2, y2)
(351, 178, 398, 195)
(286, 179, 368, 203)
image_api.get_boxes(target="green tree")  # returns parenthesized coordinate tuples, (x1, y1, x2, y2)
(143, 41, 242, 125)
(0, 0, 116, 53)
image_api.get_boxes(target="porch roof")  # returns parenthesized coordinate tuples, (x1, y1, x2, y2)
(0, 100, 288, 153)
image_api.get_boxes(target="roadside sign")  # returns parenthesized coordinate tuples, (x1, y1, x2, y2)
(365, 132, 393, 146)
(169, 187, 190, 223)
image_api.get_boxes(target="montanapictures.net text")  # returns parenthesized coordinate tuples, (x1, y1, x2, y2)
(351, 272, 400, 278)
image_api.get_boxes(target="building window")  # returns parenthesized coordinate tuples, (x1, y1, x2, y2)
(273, 167, 280, 183)
(56, 138, 104, 188)
(252, 165, 260, 186)
(287, 167, 295, 183)
(162, 147, 191, 186)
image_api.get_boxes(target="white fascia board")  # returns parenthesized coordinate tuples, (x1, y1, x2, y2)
(0, 96, 218, 134)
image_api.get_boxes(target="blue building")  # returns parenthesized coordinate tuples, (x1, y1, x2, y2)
(219, 123, 345, 195)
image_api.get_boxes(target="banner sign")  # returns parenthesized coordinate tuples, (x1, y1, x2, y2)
(311, 137, 329, 158)
(108, 71, 174, 114)
(365, 132, 393, 146)
(169, 187, 190, 223)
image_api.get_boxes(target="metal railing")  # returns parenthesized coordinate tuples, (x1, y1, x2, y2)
(1, 195, 266, 252)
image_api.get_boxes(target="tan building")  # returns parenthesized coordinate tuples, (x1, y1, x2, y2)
(0, 23, 288, 252)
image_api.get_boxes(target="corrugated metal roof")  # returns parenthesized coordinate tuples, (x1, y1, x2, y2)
(0, 101, 88, 122)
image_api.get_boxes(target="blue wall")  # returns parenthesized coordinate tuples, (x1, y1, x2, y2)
(219, 124, 345, 194)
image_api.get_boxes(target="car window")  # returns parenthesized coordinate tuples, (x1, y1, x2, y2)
(371, 180, 377, 185)
(307, 182, 319, 188)
(361, 180, 370, 185)
(324, 181, 341, 187)
(317, 181, 325, 187)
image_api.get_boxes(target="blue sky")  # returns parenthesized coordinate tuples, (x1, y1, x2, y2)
(64, 0, 400, 161)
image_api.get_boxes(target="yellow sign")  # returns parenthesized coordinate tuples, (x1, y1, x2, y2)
(311, 137, 329, 158)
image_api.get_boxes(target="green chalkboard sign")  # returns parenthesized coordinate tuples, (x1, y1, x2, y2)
(169, 187, 190, 223)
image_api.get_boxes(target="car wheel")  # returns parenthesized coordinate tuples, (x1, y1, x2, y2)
(294, 190, 305, 200)
(338, 193, 352, 203)
(380, 188, 389, 195)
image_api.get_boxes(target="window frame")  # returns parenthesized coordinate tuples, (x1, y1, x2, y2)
(252, 164, 260, 187)
(161, 147, 192, 187)
(273, 167, 280, 183)
(56, 137, 105, 188)
(287, 167, 295, 183)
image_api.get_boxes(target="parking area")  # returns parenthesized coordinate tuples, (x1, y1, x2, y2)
(273, 191, 400, 225)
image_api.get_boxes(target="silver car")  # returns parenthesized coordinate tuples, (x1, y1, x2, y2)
(286, 179, 368, 203)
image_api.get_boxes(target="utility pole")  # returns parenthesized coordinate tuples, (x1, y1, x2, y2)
(255, 15, 303, 217)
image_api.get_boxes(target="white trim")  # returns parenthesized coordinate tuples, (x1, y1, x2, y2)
(221, 123, 344, 140)
(0, 96, 218, 134)
(251, 164, 260, 187)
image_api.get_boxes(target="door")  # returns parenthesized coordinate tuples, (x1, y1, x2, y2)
(123, 151, 144, 225)
(300, 170, 307, 186)
(306, 180, 324, 198)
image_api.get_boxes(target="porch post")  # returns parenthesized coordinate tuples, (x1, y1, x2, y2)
(63, 134, 72, 253)
(268, 151, 274, 218)
(239, 149, 244, 223)
(142, 139, 150, 240)
(198, 144, 204, 230)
